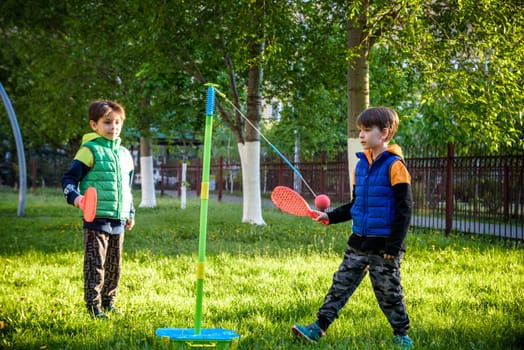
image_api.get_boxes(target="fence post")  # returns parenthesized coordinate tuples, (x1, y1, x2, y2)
(218, 156, 223, 201)
(445, 143, 454, 235)
(32, 158, 37, 193)
(177, 162, 182, 197)
(320, 151, 327, 195)
(504, 161, 510, 221)
(196, 158, 202, 196)
(160, 163, 165, 196)
(339, 162, 345, 203)
(278, 158, 284, 185)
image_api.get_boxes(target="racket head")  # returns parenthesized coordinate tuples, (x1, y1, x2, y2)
(271, 186, 312, 217)
(82, 187, 97, 222)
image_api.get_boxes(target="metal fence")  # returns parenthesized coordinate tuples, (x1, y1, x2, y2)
(160, 147, 523, 242)
(408, 152, 523, 241)
(6, 144, 523, 242)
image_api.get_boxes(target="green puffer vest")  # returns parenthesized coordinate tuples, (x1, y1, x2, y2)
(79, 137, 134, 220)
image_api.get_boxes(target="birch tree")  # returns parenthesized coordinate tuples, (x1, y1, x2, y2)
(328, 0, 523, 187)
(134, 0, 303, 224)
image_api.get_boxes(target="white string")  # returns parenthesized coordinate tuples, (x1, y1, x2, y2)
(213, 87, 317, 197)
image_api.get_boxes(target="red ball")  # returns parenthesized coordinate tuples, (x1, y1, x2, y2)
(314, 194, 330, 210)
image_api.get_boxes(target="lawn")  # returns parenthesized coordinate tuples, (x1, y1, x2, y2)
(0, 188, 522, 349)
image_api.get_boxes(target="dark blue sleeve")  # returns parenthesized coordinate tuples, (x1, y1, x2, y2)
(61, 160, 91, 206)
(327, 186, 356, 224)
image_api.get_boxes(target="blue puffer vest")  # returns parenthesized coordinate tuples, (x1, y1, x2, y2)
(350, 151, 401, 237)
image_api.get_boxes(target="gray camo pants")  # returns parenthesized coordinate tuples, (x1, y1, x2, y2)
(317, 246, 410, 335)
(83, 229, 124, 310)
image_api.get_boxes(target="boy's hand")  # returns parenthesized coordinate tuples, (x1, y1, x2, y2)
(125, 218, 135, 230)
(313, 211, 329, 224)
(73, 195, 83, 208)
(384, 253, 395, 260)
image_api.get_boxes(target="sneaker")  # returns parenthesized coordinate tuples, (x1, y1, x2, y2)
(89, 307, 108, 319)
(292, 321, 325, 343)
(103, 305, 122, 315)
(394, 334, 413, 348)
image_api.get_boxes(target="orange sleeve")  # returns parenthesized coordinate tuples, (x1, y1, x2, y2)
(390, 160, 411, 186)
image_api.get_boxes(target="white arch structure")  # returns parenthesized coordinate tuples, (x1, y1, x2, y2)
(0, 82, 26, 216)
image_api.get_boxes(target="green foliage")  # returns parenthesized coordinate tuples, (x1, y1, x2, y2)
(0, 188, 523, 349)
(1, 0, 522, 160)
(396, 0, 524, 151)
(261, 86, 347, 161)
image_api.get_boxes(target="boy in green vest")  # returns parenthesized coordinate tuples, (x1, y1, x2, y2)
(292, 107, 413, 348)
(62, 99, 135, 319)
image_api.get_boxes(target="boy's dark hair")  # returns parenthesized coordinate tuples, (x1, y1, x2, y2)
(88, 100, 126, 122)
(356, 107, 399, 142)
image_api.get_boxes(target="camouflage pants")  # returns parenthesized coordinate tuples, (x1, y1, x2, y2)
(317, 246, 410, 335)
(83, 229, 124, 309)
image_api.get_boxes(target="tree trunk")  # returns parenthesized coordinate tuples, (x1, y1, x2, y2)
(139, 136, 157, 208)
(346, 3, 370, 199)
(293, 130, 301, 193)
(237, 38, 265, 224)
(238, 141, 265, 225)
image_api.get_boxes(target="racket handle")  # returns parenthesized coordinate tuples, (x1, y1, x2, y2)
(318, 218, 329, 225)
(309, 211, 329, 226)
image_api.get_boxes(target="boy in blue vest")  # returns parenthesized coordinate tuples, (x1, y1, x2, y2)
(292, 107, 413, 348)
(62, 99, 135, 319)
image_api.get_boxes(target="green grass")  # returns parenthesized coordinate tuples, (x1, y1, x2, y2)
(0, 187, 523, 349)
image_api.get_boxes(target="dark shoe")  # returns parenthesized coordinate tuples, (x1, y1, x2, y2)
(89, 307, 108, 319)
(103, 304, 122, 316)
(292, 321, 325, 343)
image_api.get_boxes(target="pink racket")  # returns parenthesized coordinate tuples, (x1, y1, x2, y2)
(79, 187, 97, 222)
(271, 186, 329, 225)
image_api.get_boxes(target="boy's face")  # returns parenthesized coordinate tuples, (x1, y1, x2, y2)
(358, 125, 388, 151)
(89, 112, 124, 140)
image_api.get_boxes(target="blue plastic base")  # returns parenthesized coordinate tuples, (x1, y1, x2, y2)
(156, 328, 240, 349)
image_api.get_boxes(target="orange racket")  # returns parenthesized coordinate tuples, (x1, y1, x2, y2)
(271, 186, 328, 225)
(79, 187, 97, 222)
